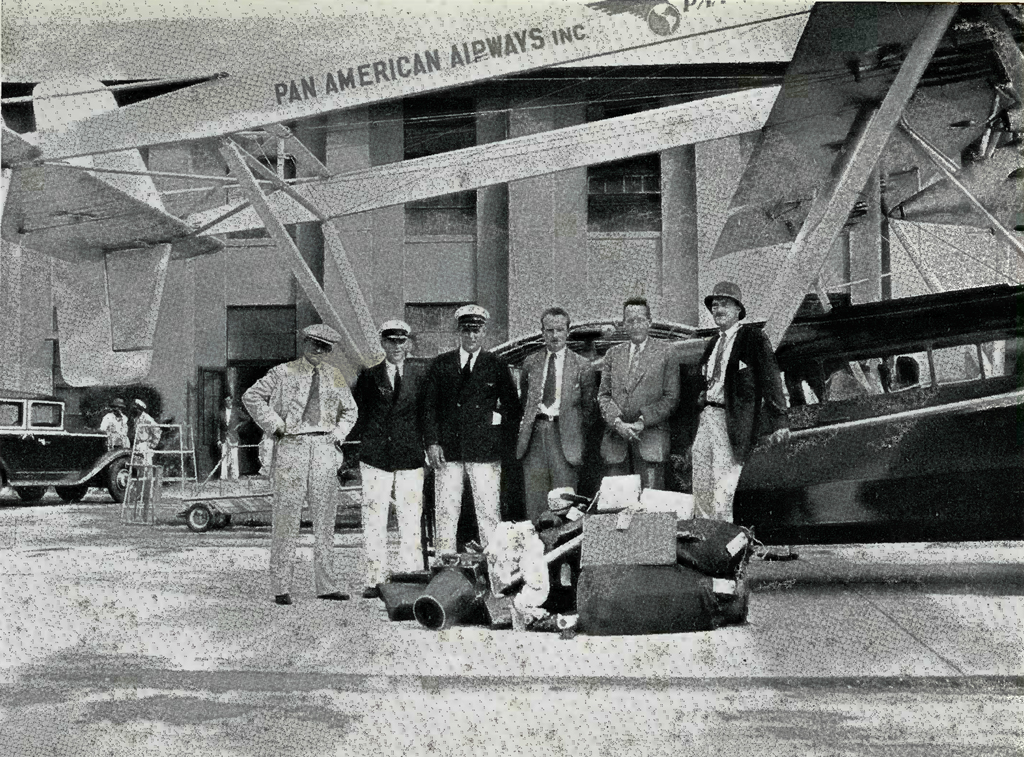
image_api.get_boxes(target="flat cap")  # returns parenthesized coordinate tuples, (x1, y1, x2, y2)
(379, 319, 411, 338)
(454, 304, 489, 325)
(111, 398, 126, 408)
(302, 323, 342, 346)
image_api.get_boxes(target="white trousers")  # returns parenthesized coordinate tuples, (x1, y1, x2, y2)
(434, 461, 501, 554)
(691, 406, 744, 523)
(220, 442, 240, 480)
(270, 435, 340, 597)
(360, 463, 424, 586)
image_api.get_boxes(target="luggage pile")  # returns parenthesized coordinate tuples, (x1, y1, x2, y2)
(377, 475, 753, 636)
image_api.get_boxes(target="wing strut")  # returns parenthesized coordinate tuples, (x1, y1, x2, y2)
(232, 143, 381, 359)
(219, 138, 369, 366)
(760, 3, 958, 349)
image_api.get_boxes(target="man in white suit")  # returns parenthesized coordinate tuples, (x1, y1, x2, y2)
(243, 323, 358, 605)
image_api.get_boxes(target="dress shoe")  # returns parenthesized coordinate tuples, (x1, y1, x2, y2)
(317, 591, 350, 601)
(274, 594, 292, 605)
(361, 586, 381, 599)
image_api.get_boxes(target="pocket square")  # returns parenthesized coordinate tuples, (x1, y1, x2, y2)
(738, 360, 749, 370)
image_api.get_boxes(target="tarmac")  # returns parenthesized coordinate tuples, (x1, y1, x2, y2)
(0, 492, 1022, 756)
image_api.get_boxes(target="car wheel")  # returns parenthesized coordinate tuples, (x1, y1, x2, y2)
(14, 486, 47, 503)
(105, 458, 130, 503)
(55, 485, 89, 503)
(185, 504, 215, 533)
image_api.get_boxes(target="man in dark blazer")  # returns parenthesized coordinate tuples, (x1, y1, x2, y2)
(516, 307, 596, 524)
(350, 319, 426, 598)
(693, 281, 790, 522)
(422, 305, 522, 553)
(598, 297, 680, 489)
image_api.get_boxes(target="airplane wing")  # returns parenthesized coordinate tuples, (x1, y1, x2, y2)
(711, 2, 998, 259)
(2, 163, 222, 260)
(1, 125, 41, 166)
(28, 0, 813, 161)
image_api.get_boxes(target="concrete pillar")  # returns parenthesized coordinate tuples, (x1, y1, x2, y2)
(661, 144, 699, 325)
(507, 98, 587, 338)
(848, 170, 883, 304)
(476, 98, 510, 343)
(369, 102, 406, 327)
(293, 118, 327, 333)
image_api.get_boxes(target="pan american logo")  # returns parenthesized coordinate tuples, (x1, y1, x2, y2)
(586, 1, 689, 37)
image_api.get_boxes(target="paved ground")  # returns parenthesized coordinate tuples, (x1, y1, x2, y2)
(0, 489, 1021, 756)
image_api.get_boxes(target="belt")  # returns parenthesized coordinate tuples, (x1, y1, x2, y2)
(284, 431, 331, 437)
(535, 413, 559, 422)
(703, 400, 726, 410)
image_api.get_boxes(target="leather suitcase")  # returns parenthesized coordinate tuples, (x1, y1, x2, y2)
(581, 511, 677, 567)
(675, 518, 751, 578)
(577, 564, 721, 635)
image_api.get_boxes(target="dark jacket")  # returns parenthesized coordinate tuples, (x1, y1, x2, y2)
(422, 349, 522, 463)
(699, 324, 788, 462)
(350, 359, 426, 472)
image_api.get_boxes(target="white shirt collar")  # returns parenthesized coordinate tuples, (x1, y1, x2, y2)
(720, 321, 743, 340)
(459, 347, 481, 367)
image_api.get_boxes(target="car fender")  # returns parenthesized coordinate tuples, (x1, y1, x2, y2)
(79, 449, 132, 485)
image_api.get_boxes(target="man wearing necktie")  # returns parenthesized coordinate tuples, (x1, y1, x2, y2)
(422, 305, 522, 554)
(516, 307, 595, 524)
(692, 282, 790, 522)
(243, 323, 358, 605)
(350, 320, 426, 598)
(598, 297, 680, 489)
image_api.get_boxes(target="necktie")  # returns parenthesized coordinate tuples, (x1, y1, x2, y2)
(462, 355, 473, 382)
(628, 344, 640, 381)
(301, 367, 321, 426)
(709, 337, 726, 387)
(542, 352, 557, 407)
(393, 366, 402, 397)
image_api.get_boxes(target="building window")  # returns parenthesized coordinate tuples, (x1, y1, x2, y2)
(404, 97, 477, 236)
(586, 101, 661, 233)
(226, 306, 297, 363)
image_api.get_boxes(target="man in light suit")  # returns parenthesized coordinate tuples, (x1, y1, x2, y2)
(516, 307, 596, 524)
(350, 319, 426, 598)
(218, 395, 245, 480)
(693, 281, 789, 522)
(598, 297, 679, 489)
(242, 323, 358, 605)
(422, 305, 522, 553)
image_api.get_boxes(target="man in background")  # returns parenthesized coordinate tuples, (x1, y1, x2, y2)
(130, 399, 162, 467)
(100, 398, 129, 451)
(218, 395, 245, 480)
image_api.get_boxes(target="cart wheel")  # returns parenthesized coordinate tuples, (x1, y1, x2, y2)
(185, 504, 215, 533)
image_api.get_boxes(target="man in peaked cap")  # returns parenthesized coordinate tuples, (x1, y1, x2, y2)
(349, 319, 427, 598)
(243, 322, 358, 605)
(421, 305, 521, 554)
(100, 398, 130, 450)
(692, 281, 789, 522)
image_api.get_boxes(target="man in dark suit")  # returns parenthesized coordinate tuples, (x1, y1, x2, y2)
(422, 305, 522, 553)
(350, 320, 426, 598)
(598, 297, 680, 489)
(516, 307, 596, 524)
(693, 281, 790, 522)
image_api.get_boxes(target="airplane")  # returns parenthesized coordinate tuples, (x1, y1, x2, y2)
(1, 1, 1020, 388)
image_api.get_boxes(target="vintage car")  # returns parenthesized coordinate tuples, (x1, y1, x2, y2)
(0, 393, 131, 503)
(494, 284, 1024, 544)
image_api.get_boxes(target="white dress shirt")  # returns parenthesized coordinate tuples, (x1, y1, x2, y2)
(386, 360, 403, 389)
(459, 347, 481, 371)
(538, 347, 566, 416)
(705, 322, 742, 404)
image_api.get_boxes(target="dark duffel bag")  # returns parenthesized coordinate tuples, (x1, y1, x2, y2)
(577, 564, 721, 636)
(378, 571, 432, 622)
(675, 518, 751, 578)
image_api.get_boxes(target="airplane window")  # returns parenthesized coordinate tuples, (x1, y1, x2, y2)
(29, 402, 62, 428)
(932, 344, 983, 385)
(0, 402, 24, 427)
(888, 353, 928, 391)
(979, 339, 1022, 379)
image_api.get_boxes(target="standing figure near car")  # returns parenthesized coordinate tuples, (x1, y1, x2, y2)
(99, 398, 130, 450)
(598, 297, 680, 489)
(218, 395, 245, 481)
(350, 319, 427, 598)
(421, 305, 522, 554)
(516, 307, 596, 524)
(242, 323, 358, 606)
(130, 399, 162, 467)
(692, 281, 790, 522)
